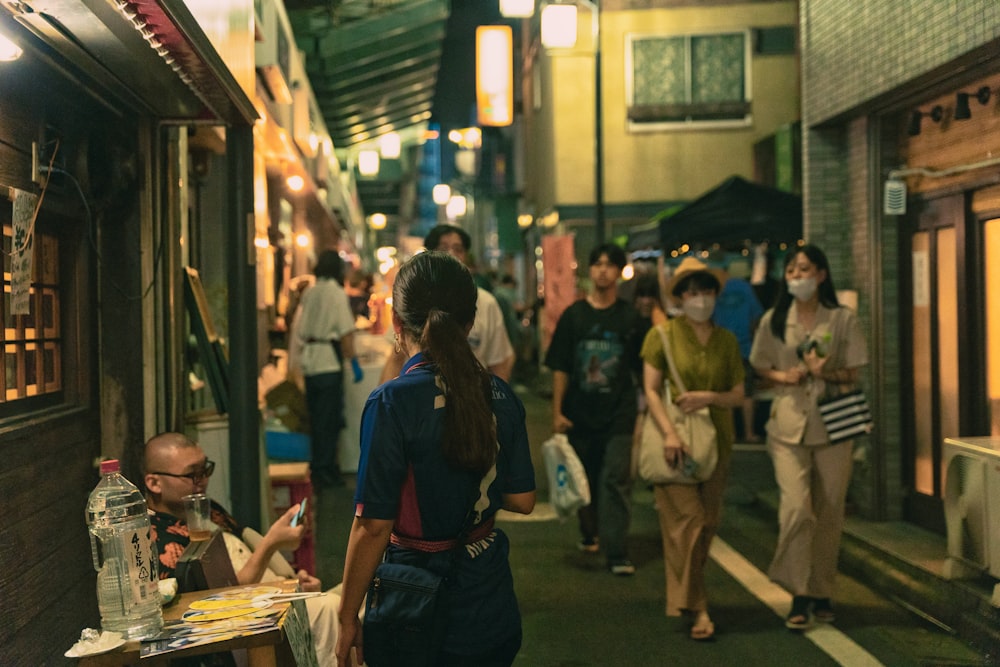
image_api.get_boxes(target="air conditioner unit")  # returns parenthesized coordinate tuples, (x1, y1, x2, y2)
(942, 437, 1000, 606)
(255, 0, 294, 105)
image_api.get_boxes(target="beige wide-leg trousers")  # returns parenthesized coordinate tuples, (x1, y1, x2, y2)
(767, 439, 854, 598)
(654, 455, 730, 617)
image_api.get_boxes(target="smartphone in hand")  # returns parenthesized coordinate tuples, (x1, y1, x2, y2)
(290, 498, 307, 527)
(681, 454, 700, 478)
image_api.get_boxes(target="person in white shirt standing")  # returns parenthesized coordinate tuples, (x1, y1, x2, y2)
(379, 224, 515, 383)
(291, 250, 363, 488)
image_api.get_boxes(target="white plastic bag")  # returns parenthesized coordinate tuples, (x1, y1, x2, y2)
(542, 433, 591, 520)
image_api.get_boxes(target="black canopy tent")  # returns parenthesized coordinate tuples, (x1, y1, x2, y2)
(627, 176, 802, 251)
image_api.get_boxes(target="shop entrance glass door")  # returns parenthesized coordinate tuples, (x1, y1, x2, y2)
(905, 195, 960, 530)
(905, 193, 995, 531)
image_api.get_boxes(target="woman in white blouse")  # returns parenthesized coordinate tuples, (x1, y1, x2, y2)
(749, 245, 868, 631)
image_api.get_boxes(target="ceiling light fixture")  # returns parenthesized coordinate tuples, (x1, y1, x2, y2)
(379, 132, 401, 159)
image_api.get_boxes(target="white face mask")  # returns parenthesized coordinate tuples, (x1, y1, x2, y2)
(682, 295, 715, 323)
(787, 277, 818, 301)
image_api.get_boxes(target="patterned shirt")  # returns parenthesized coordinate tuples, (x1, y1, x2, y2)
(544, 299, 642, 434)
(148, 500, 241, 579)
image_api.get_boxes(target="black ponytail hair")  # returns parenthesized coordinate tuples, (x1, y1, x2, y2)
(392, 252, 497, 474)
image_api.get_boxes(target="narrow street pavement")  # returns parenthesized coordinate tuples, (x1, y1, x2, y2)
(314, 382, 992, 666)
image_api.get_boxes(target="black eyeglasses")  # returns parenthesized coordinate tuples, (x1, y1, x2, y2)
(151, 459, 215, 484)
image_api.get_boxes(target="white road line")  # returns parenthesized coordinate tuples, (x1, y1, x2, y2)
(710, 537, 884, 667)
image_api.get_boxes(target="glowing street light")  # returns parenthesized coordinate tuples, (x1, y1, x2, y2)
(446, 195, 467, 219)
(500, 0, 534, 18)
(358, 150, 380, 176)
(540, 5, 579, 48)
(432, 184, 451, 205)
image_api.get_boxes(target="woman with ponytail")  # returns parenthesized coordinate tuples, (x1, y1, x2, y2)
(336, 251, 536, 667)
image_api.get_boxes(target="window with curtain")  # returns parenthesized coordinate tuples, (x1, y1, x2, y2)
(626, 31, 751, 129)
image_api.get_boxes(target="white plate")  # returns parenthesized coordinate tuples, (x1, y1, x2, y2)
(64, 633, 126, 658)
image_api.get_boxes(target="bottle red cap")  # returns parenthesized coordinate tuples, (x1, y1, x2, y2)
(100, 459, 120, 474)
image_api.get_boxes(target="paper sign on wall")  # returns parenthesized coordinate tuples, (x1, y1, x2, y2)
(11, 188, 37, 316)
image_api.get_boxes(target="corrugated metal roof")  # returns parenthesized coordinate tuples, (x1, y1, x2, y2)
(2, 0, 256, 124)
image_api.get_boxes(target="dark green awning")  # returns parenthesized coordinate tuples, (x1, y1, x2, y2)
(289, 0, 449, 149)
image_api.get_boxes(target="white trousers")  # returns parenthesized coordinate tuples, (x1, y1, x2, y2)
(767, 439, 853, 598)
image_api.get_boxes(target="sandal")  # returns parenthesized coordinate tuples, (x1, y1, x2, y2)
(690, 612, 715, 641)
(811, 598, 835, 623)
(785, 596, 812, 631)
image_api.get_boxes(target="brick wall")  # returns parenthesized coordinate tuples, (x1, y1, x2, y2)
(798, 1, 1000, 519)
(801, 0, 1000, 126)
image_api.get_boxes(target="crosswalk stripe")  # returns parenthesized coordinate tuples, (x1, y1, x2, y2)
(710, 537, 884, 667)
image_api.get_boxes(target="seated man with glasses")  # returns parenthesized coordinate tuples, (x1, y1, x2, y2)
(144, 432, 341, 662)
(144, 432, 311, 587)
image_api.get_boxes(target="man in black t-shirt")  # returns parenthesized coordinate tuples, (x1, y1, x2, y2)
(545, 243, 642, 575)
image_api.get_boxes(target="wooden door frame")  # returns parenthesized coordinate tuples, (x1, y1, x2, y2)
(900, 190, 990, 531)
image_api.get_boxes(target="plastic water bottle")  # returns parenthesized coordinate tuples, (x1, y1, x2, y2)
(86, 459, 163, 639)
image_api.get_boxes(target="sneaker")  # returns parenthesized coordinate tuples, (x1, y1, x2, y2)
(577, 538, 600, 553)
(609, 560, 636, 576)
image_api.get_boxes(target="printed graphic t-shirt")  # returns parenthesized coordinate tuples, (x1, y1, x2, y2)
(545, 299, 641, 434)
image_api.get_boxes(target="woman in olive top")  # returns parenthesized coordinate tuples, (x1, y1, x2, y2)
(641, 257, 744, 641)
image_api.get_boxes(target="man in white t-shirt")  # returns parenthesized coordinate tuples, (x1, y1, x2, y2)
(379, 224, 515, 383)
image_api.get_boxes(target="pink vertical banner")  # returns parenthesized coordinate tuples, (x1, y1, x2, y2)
(541, 233, 576, 353)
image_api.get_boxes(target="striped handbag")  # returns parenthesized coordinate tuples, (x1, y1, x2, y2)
(817, 389, 873, 443)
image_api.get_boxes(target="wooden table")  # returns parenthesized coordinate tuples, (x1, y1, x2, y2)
(78, 581, 303, 667)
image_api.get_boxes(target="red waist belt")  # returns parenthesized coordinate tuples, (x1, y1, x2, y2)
(390, 518, 496, 553)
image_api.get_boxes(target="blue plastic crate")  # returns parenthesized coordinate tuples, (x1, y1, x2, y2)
(266, 431, 311, 461)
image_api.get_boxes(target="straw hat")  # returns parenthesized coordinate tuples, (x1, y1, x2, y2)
(664, 257, 728, 302)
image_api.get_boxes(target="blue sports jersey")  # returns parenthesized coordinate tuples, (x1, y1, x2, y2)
(354, 352, 536, 655)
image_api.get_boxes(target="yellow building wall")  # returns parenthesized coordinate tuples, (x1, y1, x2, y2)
(525, 52, 561, 218)
(547, 2, 799, 208)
